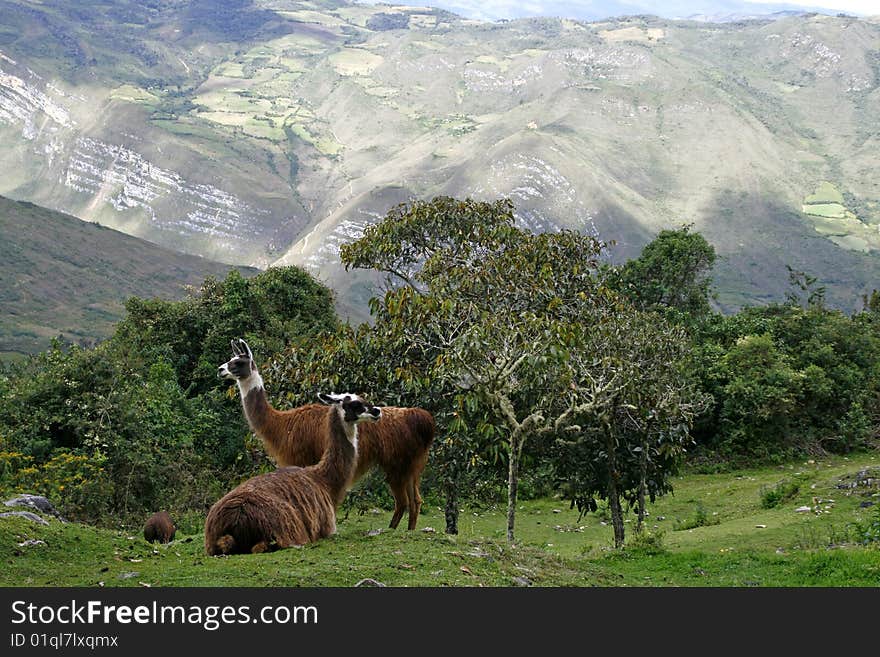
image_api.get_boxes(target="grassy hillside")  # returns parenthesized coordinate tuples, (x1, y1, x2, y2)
(0, 195, 255, 359)
(1, 452, 877, 586)
(0, 2, 879, 318)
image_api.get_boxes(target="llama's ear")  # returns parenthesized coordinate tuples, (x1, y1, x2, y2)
(317, 393, 333, 405)
(241, 340, 253, 361)
(230, 339, 241, 356)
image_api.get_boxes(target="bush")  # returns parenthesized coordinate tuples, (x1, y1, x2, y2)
(626, 528, 666, 554)
(849, 504, 880, 545)
(673, 503, 720, 531)
(0, 449, 112, 520)
(760, 478, 801, 509)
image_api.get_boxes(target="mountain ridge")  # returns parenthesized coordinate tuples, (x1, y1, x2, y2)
(0, 194, 256, 359)
(0, 1, 878, 320)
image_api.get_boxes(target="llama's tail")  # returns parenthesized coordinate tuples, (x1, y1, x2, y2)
(415, 409, 436, 449)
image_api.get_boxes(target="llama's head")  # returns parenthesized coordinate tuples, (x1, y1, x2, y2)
(218, 338, 259, 384)
(318, 393, 382, 425)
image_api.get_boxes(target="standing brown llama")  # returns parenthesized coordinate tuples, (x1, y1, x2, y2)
(218, 339, 434, 530)
(143, 511, 176, 543)
(204, 393, 381, 555)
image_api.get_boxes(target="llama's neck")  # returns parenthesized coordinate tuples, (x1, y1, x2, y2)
(238, 374, 286, 455)
(314, 407, 359, 507)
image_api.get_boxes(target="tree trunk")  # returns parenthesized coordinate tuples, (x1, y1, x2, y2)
(444, 477, 459, 535)
(637, 437, 648, 532)
(506, 435, 520, 544)
(605, 431, 625, 548)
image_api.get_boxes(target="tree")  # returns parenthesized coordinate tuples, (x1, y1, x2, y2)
(613, 225, 717, 318)
(114, 266, 337, 394)
(339, 196, 704, 544)
(553, 310, 708, 547)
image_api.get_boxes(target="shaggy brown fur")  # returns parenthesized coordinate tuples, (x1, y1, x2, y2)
(143, 511, 176, 543)
(204, 395, 377, 555)
(219, 339, 435, 530)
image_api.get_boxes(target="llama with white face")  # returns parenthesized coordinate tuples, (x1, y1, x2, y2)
(218, 339, 434, 530)
(204, 392, 381, 555)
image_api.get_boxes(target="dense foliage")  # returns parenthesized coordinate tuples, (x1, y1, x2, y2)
(0, 267, 337, 524)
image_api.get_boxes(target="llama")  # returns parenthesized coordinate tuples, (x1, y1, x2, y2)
(204, 392, 380, 555)
(218, 338, 434, 530)
(143, 511, 176, 544)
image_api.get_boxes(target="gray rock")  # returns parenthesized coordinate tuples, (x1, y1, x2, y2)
(0, 511, 50, 526)
(512, 576, 532, 587)
(4, 495, 65, 522)
(354, 578, 386, 587)
(118, 572, 139, 580)
(17, 539, 46, 547)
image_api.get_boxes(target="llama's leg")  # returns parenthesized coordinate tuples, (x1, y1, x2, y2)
(406, 476, 423, 530)
(406, 456, 428, 530)
(388, 478, 409, 529)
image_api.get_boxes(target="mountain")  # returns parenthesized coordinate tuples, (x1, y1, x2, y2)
(0, 195, 255, 359)
(0, 1, 878, 319)
(379, 1, 871, 23)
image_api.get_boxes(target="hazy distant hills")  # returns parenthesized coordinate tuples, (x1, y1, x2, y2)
(0, 1, 878, 321)
(390, 1, 870, 23)
(0, 195, 254, 359)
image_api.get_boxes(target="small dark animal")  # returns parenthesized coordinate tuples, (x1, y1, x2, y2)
(204, 392, 381, 555)
(143, 511, 176, 543)
(218, 339, 434, 530)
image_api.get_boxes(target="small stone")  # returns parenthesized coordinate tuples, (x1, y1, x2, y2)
(17, 539, 46, 547)
(366, 529, 382, 537)
(420, 526, 435, 533)
(755, 524, 767, 529)
(795, 506, 812, 513)
(355, 578, 386, 587)
(4, 495, 65, 521)
(0, 511, 49, 526)
(512, 576, 531, 587)
(118, 572, 139, 579)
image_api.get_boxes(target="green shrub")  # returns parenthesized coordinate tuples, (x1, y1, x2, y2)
(760, 478, 801, 509)
(673, 503, 720, 531)
(849, 504, 880, 545)
(626, 528, 666, 555)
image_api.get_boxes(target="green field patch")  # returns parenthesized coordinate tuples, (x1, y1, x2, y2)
(109, 84, 159, 106)
(802, 203, 849, 219)
(828, 234, 871, 252)
(475, 55, 510, 72)
(242, 118, 285, 141)
(409, 14, 438, 29)
(277, 56, 310, 72)
(278, 9, 347, 27)
(805, 181, 845, 205)
(195, 110, 250, 128)
(363, 85, 400, 98)
(268, 33, 333, 56)
(332, 6, 375, 27)
(329, 48, 384, 76)
(287, 123, 343, 156)
(213, 62, 247, 78)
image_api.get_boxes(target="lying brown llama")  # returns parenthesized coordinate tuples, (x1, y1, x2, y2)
(143, 511, 176, 544)
(218, 339, 434, 530)
(204, 392, 381, 555)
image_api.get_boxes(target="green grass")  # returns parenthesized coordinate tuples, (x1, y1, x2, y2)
(802, 203, 850, 219)
(2, 452, 878, 587)
(805, 181, 846, 205)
